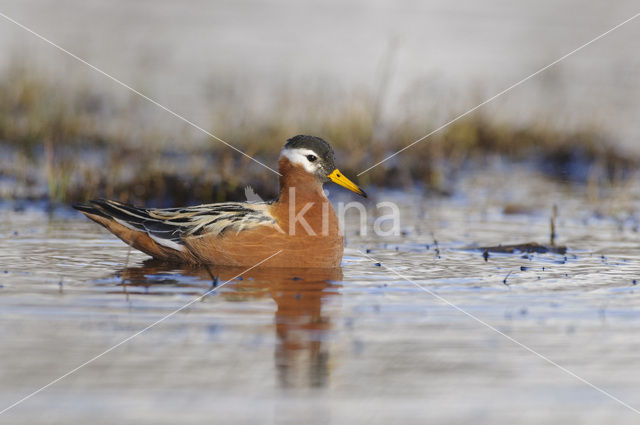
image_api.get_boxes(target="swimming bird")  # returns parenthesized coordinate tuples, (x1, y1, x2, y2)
(74, 135, 366, 268)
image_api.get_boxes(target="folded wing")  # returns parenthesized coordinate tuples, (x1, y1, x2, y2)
(74, 199, 277, 252)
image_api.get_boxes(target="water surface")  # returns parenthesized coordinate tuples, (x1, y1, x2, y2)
(1, 173, 640, 424)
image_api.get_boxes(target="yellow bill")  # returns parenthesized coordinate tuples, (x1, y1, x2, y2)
(327, 169, 367, 198)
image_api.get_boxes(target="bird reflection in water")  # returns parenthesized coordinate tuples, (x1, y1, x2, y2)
(116, 260, 342, 389)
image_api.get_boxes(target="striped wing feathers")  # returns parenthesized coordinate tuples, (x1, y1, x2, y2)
(85, 199, 277, 250)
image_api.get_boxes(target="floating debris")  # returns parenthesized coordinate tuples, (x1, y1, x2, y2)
(431, 234, 441, 258)
(503, 203, 535, 215)
(473, 242, 567, 255)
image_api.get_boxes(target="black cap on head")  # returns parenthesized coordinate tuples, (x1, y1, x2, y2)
(284, 135, 336, 174)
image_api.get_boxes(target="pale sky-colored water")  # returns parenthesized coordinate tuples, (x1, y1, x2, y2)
(1, 171, 640, 424)
(0, 1, 639, 150)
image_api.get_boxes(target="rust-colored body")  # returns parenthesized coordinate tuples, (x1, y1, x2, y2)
(81, 157, 344, 268)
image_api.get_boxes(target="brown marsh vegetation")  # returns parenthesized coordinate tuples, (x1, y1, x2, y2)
(0, 63, 637, 206)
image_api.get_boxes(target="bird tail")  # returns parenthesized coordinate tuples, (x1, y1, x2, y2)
(73, 199, 189, 262)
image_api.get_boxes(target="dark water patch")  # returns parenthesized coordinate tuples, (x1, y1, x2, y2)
(469, 242, 567, 256)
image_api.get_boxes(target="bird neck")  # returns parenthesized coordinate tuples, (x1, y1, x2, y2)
(273, 157, 339, 237)
(277, 157, 326, 203)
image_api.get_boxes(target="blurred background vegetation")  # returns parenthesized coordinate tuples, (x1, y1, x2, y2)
(0, 1, 638, 207)
(0, 61, 636, 206)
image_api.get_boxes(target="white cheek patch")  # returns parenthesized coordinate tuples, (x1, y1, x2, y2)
(280, 148, 320, 174)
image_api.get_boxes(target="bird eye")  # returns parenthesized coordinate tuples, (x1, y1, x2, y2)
(306, 154, 317, 162)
